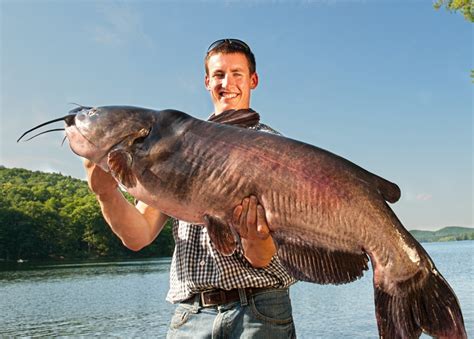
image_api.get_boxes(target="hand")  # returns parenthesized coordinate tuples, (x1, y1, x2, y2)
(232, 195, 270, 241)
(232, 195, 276, 267)
(83, 159, 118, 197)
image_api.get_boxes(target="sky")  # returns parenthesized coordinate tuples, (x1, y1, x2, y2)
(0, 0, 472, 230)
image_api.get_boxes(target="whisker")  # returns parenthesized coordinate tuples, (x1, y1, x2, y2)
(61, 135, 67, 147)
(17, 114, 75, 142)
(23, 128, 65, 142)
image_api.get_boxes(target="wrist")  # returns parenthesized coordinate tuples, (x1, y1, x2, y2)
(95, 186, 120, 202)
(242, 237, 276, 268)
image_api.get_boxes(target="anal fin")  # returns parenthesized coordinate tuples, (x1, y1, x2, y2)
(204, 215, 238, 256)
(273, 231, 369, 284)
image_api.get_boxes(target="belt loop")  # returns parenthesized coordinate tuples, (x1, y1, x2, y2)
(191, 293, 200, 313)
(238, 288, 248, 306)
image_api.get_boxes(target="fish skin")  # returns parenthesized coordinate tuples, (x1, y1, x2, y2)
(23, 105, 466, 338)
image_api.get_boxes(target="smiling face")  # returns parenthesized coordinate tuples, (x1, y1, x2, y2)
(205, 52, 258, 115)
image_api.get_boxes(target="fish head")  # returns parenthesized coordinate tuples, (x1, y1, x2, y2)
(18, 105, 187, 187)
(64, 106, 156, 170)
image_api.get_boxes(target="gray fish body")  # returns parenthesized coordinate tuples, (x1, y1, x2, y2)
(127, 110, 416, 273)
(20, 106, 466, 338)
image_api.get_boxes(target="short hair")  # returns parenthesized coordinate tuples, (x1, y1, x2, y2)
(205, 39, 256, 75)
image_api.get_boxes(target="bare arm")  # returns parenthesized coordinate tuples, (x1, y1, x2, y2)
(84, 159, 169, 251)
(232, 195, 277, 268)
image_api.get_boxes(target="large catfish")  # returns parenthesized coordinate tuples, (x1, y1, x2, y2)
(18, 106, 466, 338)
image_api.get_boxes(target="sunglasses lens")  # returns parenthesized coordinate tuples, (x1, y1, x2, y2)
(207, 39, 225, 52)
(207, 39, 250, 53)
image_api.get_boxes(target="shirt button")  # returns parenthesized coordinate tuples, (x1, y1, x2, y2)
(200, 260, 206, 266)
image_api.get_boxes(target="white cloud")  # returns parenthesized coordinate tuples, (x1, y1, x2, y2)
(416, 193, 433, 201)
(403, 190, 433, 203)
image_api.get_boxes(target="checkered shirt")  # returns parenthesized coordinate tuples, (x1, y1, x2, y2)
(166, 122, 296, 303)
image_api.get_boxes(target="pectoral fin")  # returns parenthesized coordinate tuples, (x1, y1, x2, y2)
(204, 215, 238, 256)
(108, 149, 137, 188)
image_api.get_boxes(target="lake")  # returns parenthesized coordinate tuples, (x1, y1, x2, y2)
(1, 241, 472, 338)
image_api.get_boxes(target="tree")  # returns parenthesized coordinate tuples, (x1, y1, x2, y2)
(434, 0, 473, 22)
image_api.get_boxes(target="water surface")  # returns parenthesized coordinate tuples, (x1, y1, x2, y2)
(1, 241, 472, 338)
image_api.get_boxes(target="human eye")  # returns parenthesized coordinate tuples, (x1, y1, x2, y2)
(213, 71, 224, 79)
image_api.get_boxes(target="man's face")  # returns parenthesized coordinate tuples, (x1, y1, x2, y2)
(205, 52, 258, 114)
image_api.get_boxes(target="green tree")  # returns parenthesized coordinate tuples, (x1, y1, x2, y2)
(0, 207, 37, 260)
(434, 0, 473, 22)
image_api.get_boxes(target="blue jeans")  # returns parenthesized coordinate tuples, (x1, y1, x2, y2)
(166, 288, 296, 339)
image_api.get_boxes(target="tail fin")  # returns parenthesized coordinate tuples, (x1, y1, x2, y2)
(374, 269, 466, 338)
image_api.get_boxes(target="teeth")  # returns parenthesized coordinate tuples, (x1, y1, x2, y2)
(221, 93, 238, 99)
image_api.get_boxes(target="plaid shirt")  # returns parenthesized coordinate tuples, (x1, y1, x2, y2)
(166, 122, 296, 303)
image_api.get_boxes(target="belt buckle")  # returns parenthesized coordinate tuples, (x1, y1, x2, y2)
(200, 290, 219, 307)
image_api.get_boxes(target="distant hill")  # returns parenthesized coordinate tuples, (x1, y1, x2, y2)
(409, 226, 474, 242)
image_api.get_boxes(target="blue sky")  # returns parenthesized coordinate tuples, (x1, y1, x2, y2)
(1, 0, 472, 230)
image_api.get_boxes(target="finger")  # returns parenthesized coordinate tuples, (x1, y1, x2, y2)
(239, 198, 250, 237)
(256, 205, 270, 239)
(246, 195, 258, 231)
(232, 205, 243, 227)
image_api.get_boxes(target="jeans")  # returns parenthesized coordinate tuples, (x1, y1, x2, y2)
(166, 288, 296, 339)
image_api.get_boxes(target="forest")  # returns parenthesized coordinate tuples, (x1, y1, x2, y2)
(0, 166, 174, 261)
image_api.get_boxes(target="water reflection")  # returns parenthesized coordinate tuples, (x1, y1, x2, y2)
(0, 258, 172, 283)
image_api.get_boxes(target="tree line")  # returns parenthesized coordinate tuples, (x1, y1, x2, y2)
(0, 166, 174, 261)
(409, 227, 474, 243)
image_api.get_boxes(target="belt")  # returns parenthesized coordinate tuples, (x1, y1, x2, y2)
(190, 287, 275, 307)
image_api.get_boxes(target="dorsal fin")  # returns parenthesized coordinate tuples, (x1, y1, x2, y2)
(373, 175, 401, 203)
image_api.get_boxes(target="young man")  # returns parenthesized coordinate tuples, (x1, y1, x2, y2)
(84, 39, 296, 338)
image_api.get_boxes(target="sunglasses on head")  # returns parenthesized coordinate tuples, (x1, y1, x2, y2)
(207, 39, 251, 53)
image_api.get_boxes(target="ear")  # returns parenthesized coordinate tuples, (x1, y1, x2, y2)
(250, 72, 259, 89)
(205, 74, 211, 90)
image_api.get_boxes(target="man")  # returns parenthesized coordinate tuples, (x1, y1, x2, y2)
(84, 39, 296, 338)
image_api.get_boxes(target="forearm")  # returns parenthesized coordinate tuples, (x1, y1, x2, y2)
(96, 188, 168, 251)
